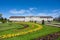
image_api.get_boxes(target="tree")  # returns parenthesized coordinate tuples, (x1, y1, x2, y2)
(0, 14, 2, 22)
(5, 18, 7, 21)
(0, 14, 8, 23)
(54, 15, 60, 22)
(0, 17, 3, 22)
(2, 18, 7, 23)
(57, 16, 60, 22)
(42, 20, 45, 25)
(0, 14, 2, 18)
(0, 17, 3, 21)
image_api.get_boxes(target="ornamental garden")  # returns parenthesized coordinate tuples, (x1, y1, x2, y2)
(0, 22, 60, 40)
(0, 14, 60, 40)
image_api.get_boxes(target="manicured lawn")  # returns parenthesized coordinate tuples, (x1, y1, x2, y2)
(0, 22, 60, 40)
(0, 23, 23, 31)
(56, 37, 60, 40)
(0, 23, 24, 35)
(0, 22, 42, 37)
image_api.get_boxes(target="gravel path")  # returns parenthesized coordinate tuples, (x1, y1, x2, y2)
(45, 22, 60, 27)
(46, 24, 60, 27)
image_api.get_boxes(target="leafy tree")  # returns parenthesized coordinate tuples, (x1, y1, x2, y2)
(54, 15, 60, 22)
(2, 20, 5, 23)
(5, 18, 7, 21)
(2, 18, 8, 23)
(0, 14, 8, 23)
(57, 16, 60, 22)
(0, 14, 2, 21)
(42, 20, 45, 25)
(0, 14, 2, 18)
(0, 17, 3, 22)
(0, 17, 3, 21)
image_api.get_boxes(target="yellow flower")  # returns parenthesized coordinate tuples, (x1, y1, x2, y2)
(7, 34, 12, 38)
(29, 30, 33, 33)
(34, 29, 37, 31)
(0, 36, 2, 38)
(24, 32, 28, 34)
(15, 33, 20, 36)
(21, 32, 26, 35)
(2, 35, 7, 38)
(0, 23, 43, 39)
(11, 34, 15, 37)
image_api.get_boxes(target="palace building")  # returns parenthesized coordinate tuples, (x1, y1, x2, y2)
(9, 16, 53, 22)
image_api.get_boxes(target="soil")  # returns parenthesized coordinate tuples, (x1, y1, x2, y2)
(20, 24, 29, 28)
(33, 31, 60, 40)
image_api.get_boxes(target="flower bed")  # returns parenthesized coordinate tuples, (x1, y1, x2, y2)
(33, 31, 60, 40)
(0, 22, 43, 39)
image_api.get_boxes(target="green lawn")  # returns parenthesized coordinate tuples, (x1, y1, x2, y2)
(56, 37, 60, 40)
(0, 22, 40, 36)
(0, 23, 24, 35)
(0, 22, 60, 40)
(0, 23, 24, 31)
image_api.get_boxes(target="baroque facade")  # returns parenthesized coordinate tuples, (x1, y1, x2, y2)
(9, 16, 53, 22)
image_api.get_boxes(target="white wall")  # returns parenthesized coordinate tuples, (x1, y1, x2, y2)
(9, 18, 25, 21)
(9, 17, 53, 22)
(25, 17, 31, 22)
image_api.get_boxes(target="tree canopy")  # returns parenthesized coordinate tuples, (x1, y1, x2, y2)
(0, 13, 2, 17)
(54, 15, 60, 22)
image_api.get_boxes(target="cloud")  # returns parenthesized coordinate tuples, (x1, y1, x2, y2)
(52, 9, 60, 13)
(37, 9, 60, 18)
(37, 13, 58, 18)
(37, 13, 48, 16)
(9, 8, 60, 18)
(9, 9, 26, 14)
(9, 8, 37, 14)
(29, 8, 37, 11)
(22, 13, 34, 16)
(51, 9, 60, 17)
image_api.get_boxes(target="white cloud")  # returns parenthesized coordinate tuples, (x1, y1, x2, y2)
(29, 8, 37, 11)
(37, 13, 58, 18)
(28, 12, 59, 17)
(9, 8, 37, 14)
(37, 9, 60, 18)
(37, 13, 48, 16)
(52, 10, 58, 13)
(51, 9, 60, 17)
(29, 8, 33, 10)
(52, 9, 60, 13)
(9, 8, 60, 18)
(22, 13, 34, 16)
(9, 9, 26, 14)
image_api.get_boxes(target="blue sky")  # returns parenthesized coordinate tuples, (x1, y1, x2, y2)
(0, 0, 60, 18)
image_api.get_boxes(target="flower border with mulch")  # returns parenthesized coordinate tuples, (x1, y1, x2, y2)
(33, 31, 60, 40)
(0, 22, 43, 39)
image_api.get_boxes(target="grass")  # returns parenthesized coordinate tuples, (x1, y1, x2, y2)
(56, 37, 60, 40)
(0, 23, 23, 31)
(0, 22, 40, 36)
(0, 23, 24, 35)
(0, 22, 60, 40)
